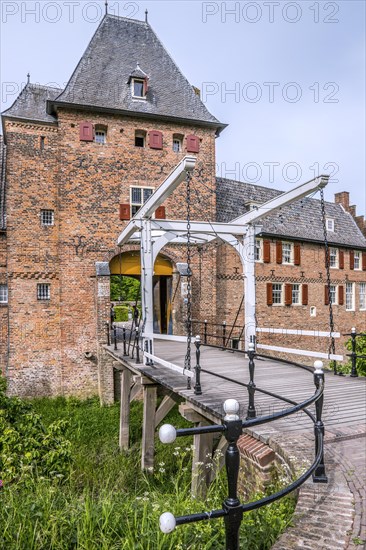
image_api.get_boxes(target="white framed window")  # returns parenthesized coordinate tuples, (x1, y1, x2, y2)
(272, 283, 283, 305)
(292, 284, 301, 305)
(95, 130, 106, 144)
(354, 251, 361, 270)
(282, 242, 293, 264)
(41, 209, 54, 226)
(359, 283, 366, 310)
(346, 282, 355, 311)
(329, 284, 337, 304)
(0, 284, 8, 303)
(173, 139, 182, 153)
(132, 79, 145, 98)
(254, 239, 262, 262)
(37, 283, 50, 301)
(130, 186, 154, 216)
(326, 218, 334, 232)
(329, 248, 338, 268)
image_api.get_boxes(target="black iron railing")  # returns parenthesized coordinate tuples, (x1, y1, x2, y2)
(158, 354, 327, 549)
(106, 321, 142, 364)
(344, 327, 366, 377)
(192, 319, 245, 350)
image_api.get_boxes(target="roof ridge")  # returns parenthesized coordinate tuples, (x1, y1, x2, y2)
(27, 83, 63, 91)
(217, 176, 283, 195)
(105, 13, 148, 25)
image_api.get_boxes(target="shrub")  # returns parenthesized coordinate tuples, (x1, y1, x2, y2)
(114, 305, 129, 322)
(0, 376, 71, 484)
(335, 333, 366, 376)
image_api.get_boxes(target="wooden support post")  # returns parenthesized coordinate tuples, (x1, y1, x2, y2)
(142, 383, 157, 471)
(119, 367, 132, 450)
(209, 435, 228, 484)
(179, 403, 214, 498)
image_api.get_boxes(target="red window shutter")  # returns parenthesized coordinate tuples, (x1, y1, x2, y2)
(266, 283, 273, 305)
(362, 252, 366, 271)
(263, 240, 271, 263)
(285, 284, 292, 306)
(148, 130, 163, 149)
(155, 206, 166, 219)
(339, 250, 344, 269)
(324, 285, 330, 305)
(119, 204, 130, 221)
(294, 244, 301, 266)
(143, 77, 149, 95)
(302, 284, 308, 306)
(338, 285, 344, 305)
(276, 241, 283, 264)
(186, 134, 200, 153)
(79, 122, 94, 141)
(350, 250, 355, 270)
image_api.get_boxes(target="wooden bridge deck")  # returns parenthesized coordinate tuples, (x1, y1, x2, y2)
(106, 339, 366, 435)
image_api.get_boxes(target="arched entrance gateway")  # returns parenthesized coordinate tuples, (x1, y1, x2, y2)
(109, 251, 174, 334)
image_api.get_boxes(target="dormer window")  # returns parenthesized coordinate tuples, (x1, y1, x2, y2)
(326, 218, 335, 232)
(133, 79, 145, 98)
(129, 63, 149, 100)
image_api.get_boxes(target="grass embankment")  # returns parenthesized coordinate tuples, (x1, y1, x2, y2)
(0, 396, 295, 549)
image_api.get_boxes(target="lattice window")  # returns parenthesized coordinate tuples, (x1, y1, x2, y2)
(329, 284, 337, 304)
(41, 210, 54, 226)
(37, 284, 50, 301)
(0, 284, 8, 303)
(130, 186, 154, 216)
(272, 283, 283, 304)
(346, 282, 354, 311)
(329, 248, 338, 268)
(254, 239, 262, 262)
(292, 284, 300, 305)
(354, 251, 361, 270)
(282, 242, 292, 264)
(360, 283, 366, 310)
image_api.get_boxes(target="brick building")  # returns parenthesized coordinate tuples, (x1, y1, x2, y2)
(0, 14, 365, 397)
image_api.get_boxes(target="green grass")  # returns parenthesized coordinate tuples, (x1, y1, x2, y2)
(0, 397, 295, 549)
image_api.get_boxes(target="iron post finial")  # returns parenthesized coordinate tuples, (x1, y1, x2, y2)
(223, 399, 239, 421)
(105, 0, 108, 14)
(27, 72, 30, 84)
(145, 9, 148, 23)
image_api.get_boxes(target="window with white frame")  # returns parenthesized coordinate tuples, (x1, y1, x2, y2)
(172, 134, 183, 153)
(0, 284, 8, 303)
(292, 284, 301, 305)
(354, 251, 361, 270)
(254, 239, 262, 262)
(37, 283, 50, 301)
(41, 209, 54, 226)
(132, 79, 145, 98)
(130, 186, 154, 216)
(282, 242, 292, 264)
(359, 283, 366, 310)
(346, 282, 354, 311)
(329, 248, 338, 268)
(272, 283, 283, 305)
(326, 218, 334, 232)
(329, 284, 337, 304)
(95, 130, 106, 144)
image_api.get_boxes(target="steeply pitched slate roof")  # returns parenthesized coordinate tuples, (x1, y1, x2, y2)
(2, 84, 62, 123)
(51, 15, 224, 129)
(0, 135, 6, 229)
(216, 177, 366, 249)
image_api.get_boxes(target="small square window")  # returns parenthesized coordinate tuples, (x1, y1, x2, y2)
(0, 284, 8, 303)
(37, 283, 50, 301)
(133, 80, 144, 97)
(272, 283, 283, 305)
(326, 218, 334, 232)
(41, 210, 54, 226)
(135, 136, 144, 147)
(95, 130, 106, 144)
(173, 139, 182, 153)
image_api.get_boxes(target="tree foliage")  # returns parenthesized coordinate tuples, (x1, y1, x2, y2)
(110, 276, 140, 302)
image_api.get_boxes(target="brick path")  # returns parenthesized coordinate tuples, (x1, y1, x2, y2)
(259, 426, 366, 550)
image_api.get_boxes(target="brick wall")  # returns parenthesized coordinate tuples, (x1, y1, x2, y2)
(3, 109, 217, 396)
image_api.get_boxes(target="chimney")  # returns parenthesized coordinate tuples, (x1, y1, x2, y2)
(335, 191, 350, 211)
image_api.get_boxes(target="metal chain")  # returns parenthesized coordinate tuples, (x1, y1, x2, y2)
(320, 187, 337, 373)
(185, 170, 192, 389)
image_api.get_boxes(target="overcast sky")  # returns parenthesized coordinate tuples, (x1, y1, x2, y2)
(1, 0, 365, 214)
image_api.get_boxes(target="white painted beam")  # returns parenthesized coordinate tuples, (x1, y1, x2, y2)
(151, 219, 248, 235)
(257, 327, 340, 338)
(232, 175, 329, 226)
(256, 343, 343, 361)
